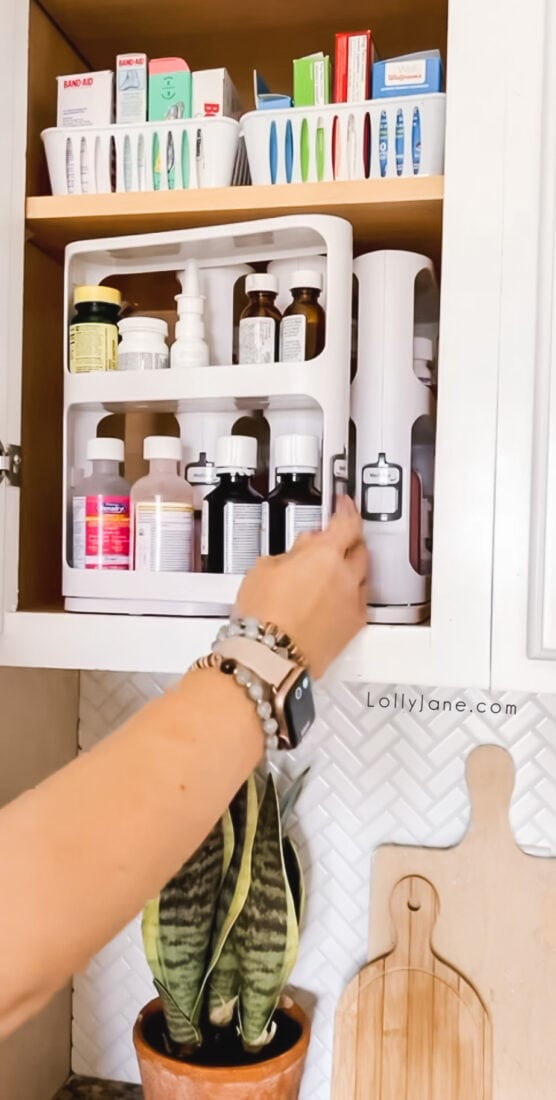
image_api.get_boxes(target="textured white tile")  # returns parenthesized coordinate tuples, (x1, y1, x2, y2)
(74, 672, 556, 1100)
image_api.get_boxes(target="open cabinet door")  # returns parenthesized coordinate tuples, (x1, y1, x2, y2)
(492, 0, 556, 692)
(0, 0, 30, 632)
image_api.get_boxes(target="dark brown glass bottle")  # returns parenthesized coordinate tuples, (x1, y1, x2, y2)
(263, 434, 322, 555)
(239, 274, 282, 364)
(279, 271, 326, 362)
(202, 436, 263, 574)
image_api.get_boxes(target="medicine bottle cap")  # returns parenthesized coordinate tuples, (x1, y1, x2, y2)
(413, 336, 434, 362)
(118, 316, 169, 337)
(86, 437, 125, 463)
(275, 434, 320, 473)
(245, 274, 279, 295)
(290, 270, 323, 292)
(216, 435, 257, 473)
(143, 436, 182, 462)
(74, 285, 122, 308)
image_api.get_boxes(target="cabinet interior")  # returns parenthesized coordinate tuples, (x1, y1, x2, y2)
(19, 0, 448, 615)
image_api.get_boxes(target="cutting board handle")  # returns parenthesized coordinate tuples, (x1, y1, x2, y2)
(463, 746, 517, 850)
(388, 876, 439, 969)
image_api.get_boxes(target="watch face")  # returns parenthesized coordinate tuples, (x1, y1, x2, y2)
(283, 671, 315, 748)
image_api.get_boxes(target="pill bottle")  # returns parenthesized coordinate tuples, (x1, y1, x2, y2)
(72, 437, 130, 570)
(239, 274, 282, 365)
(280, 271, 326, 362)
(69, 285, 122, 373)
(131, 436, 194, 573)
(202, 436, 263, 574)
(117, 316, 169, 371)
(263, 434, 322, 555)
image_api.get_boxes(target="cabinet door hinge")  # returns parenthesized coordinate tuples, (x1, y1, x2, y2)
(0, 443, 22, 487)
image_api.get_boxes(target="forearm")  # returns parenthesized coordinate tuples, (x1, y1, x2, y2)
(0, 667, 262, 1038)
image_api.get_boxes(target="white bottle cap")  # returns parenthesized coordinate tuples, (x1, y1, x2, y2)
(86, 437, 124, 463)
(290, 270, 323, 292)
(175, 292, 204, 316)
(216, 435, 257, 473)
(245, 274, 279, 295)
(143, 436, 182, 462)
(413, 336, 434, 362)
(118, 316, 169, 337)
(275, 434, 320, 473)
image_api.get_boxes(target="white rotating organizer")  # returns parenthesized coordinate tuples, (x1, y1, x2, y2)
(62, 215, 352, 616)
(352, 250, 439, 624)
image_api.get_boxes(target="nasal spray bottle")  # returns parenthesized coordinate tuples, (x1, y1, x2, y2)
(171, 259, 210, 368)
(352, 250, 439, 624)
(175, 261, 253, 365)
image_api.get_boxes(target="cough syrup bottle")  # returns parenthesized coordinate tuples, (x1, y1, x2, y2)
(239, 274, 282, 364)
(131, 436, 194, 572)
(264, 434, 322, 554)
(202, 435, 263, 574)
(72, 437, 130, 570)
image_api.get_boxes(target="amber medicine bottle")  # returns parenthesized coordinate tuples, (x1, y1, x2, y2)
(202, 436, 263, 574)
(280, 270, 326, 362)
(239, 274, 282, 364)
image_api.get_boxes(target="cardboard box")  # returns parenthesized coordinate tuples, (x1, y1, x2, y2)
(253, 71, 292, 111)
(148, 58, 192, 121)
(334, 30, 376, 103)
(57, 71, 113, 128)
(293, 53, 331, 107)
(372, 51, 443, 99)
(192, 68, 243, 119)
(116, 54, 147, 124)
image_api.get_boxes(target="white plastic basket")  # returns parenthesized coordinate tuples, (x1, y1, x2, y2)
(241, 94, 446, 185)
(41, 118, 242, 195)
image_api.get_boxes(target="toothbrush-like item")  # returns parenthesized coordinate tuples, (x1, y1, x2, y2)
(285, 119, 294, 183)
(412, 107, 422, 175)
(181, 129, 189, 188)
(269, 121, 278, 184)
(316, 116, 325, 181)
(300, 117, 310, 182)
(123, 135, 132, 192)
(80, 136, 89, 193)
(363, 112, 371, 178)
(347, 113, 356, 180)
(395, 108, 404, 176)
(66, 136, 75, 194)
(332, 115, 340, 179)
(137, 134, 146, 191)
(379, 110, 388, 178)
(167, 132, 175, 190)
(152, 132, 161, 190)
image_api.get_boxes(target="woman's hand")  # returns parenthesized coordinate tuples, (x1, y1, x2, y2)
(236, 496, 367, 679)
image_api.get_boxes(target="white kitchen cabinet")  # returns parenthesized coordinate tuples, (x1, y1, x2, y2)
(492, 0, 556, 694)
(0, 0, 509, 685)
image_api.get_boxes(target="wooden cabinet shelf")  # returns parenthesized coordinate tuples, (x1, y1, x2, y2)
(26, 177, 444, 258)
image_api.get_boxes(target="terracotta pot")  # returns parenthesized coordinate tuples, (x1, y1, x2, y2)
(133, 997, 310, 1100)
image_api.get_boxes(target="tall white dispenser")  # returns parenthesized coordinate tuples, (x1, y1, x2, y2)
(352, 250, 439, 623)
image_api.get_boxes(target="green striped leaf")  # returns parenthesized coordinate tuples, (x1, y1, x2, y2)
(234, 775, 301, 1052)
(155, 815, 230, 1048)
(206, 774, 258, 1026)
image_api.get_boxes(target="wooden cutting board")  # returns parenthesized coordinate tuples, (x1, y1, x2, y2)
(333, 874, 491, 1099)
(334, 745, 556, 1099)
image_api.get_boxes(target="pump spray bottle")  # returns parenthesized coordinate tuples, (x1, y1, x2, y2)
(171, 259, 210, 368)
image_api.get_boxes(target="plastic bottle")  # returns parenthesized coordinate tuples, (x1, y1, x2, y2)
(279, 271, 326, 362)
(171, 260, 210, 368)
(72, 437, 130, 570)
(117, 316, 169, 371)
(239, 274, 282, 365)
(202, 436, 263, 574)
(69, 286, 122, 373)
(131, 436, 195, 572)
(185, 450, 219, 572)
(263, 435, 322, 555)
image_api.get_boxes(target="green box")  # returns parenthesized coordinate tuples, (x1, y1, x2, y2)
(293, 53, 331, 107)
(148, 60, 192, 121)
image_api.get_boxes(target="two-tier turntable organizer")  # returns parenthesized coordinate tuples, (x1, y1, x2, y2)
(62, 215, 352, 616)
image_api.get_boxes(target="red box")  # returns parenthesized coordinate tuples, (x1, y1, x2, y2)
(334, 30, 374, 103)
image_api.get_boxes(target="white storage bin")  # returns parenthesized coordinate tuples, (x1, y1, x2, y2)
(241, 94, 446, 185)
(41, 118, 242, 195)
(62, 215, 352, 617)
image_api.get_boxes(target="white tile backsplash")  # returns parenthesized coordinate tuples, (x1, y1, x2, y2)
(73, 675, 556, 1096)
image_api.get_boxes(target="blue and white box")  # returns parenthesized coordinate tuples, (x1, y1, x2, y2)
(372, 51, 443, 99)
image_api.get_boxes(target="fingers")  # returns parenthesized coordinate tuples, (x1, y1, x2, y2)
(323, 496, 363, 556)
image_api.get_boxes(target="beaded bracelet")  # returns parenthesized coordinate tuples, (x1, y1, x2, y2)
(190, 617, 307, 753)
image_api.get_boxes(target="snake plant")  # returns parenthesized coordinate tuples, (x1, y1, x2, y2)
(142, 771, 306, 1057)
